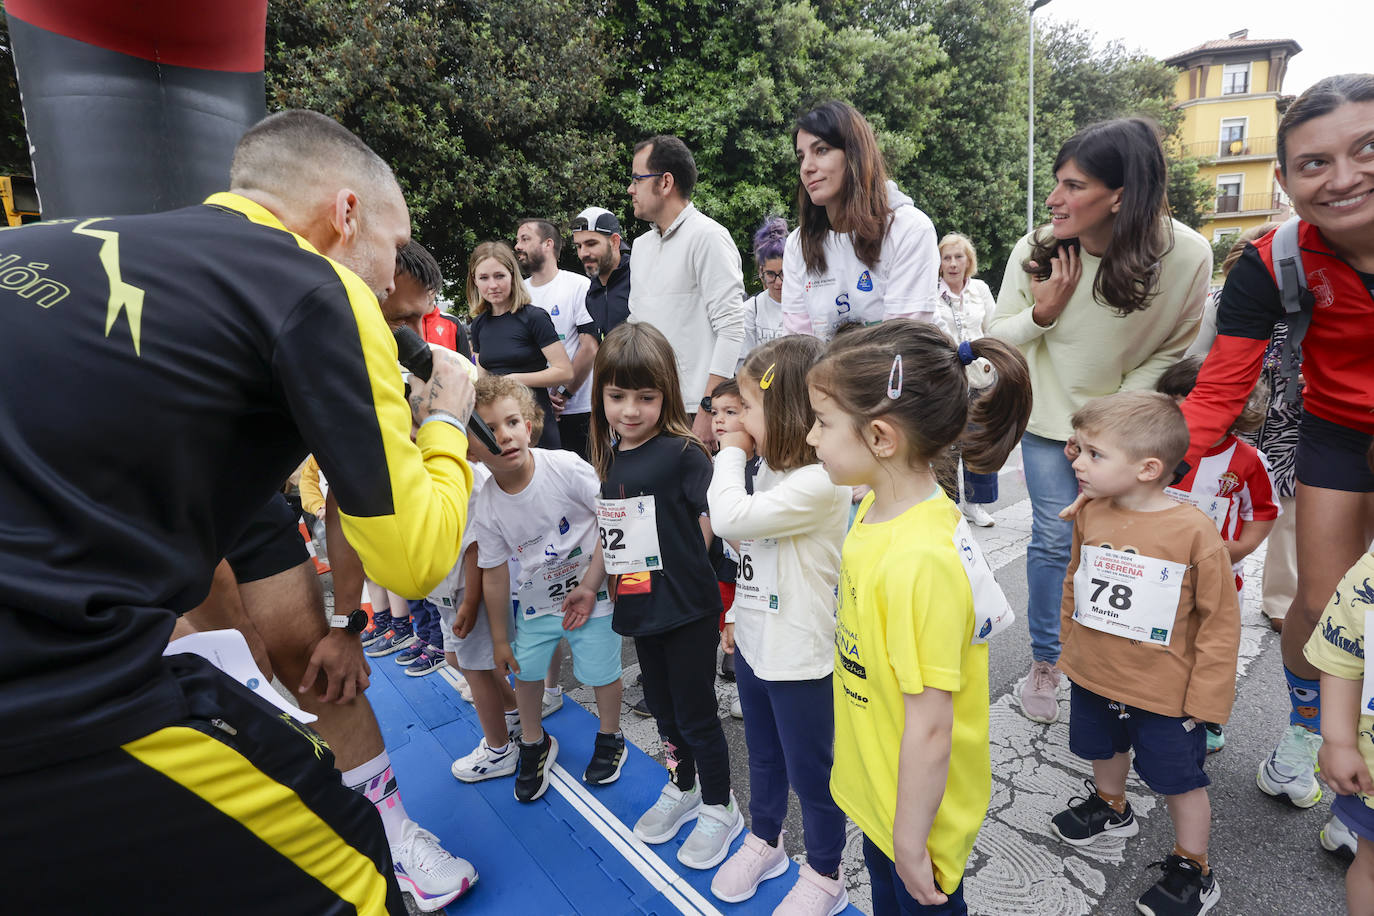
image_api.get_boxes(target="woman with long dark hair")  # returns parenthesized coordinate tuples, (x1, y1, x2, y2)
(1178, 75, 1374, 872)
(467, 241, 573, 448)
(781, 101, 940, 340)
(988, 117, 1213, 726)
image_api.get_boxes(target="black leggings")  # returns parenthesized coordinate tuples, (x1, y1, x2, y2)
(634, 614, 731, 805)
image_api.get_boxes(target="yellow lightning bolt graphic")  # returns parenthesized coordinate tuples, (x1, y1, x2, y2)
(73, 218, 145, 356)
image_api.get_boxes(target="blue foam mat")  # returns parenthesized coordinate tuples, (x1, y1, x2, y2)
(366, 656, 861, 915)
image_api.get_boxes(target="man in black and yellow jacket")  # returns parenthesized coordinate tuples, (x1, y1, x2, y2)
(0, 111, 474, 914)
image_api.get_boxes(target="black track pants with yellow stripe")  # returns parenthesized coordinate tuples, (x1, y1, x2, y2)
(5, 655, 406, 915)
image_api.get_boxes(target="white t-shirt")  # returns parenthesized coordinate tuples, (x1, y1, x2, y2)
(780, 182, 939, 341)
(426, 463, 491, 607)
(739, 290, 785, 369)
(529, 269, 594, 414)
(470, 448, 611, 620)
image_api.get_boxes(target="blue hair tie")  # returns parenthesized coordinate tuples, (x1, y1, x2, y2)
(957, 341, 975, 366)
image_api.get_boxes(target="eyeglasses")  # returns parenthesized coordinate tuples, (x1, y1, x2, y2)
(759, 269, 784, 283)
(629, 172, 666, 183)
(570, 217, 611, 233)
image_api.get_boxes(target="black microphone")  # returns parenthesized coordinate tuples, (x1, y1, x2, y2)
(392, 326, 501, 455)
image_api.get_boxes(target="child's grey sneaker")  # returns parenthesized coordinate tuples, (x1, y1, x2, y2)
(633, 782, 701, 844)
(677, 794, 744, 869)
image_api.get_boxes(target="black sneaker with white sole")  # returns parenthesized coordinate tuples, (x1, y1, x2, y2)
(584, 732, 626, 785)
(1050, 779, 1139, 846)
(514, 733, 557, 803)
(1135, 855, 1219, 916)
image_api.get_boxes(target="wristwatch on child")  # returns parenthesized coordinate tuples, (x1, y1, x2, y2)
(329, 609, 369, 635)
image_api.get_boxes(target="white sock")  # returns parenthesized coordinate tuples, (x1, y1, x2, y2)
(545, 686, 563, 697)
(342, 751, 410, 845)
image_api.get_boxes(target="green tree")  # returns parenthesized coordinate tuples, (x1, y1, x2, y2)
(1, 14, 30, 176)
(603, 0, 948, 264)
(266, 0, 622, 305)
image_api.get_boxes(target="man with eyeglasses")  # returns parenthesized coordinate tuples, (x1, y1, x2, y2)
(571, 206, 632, 343)
(625, 135, 744, 448)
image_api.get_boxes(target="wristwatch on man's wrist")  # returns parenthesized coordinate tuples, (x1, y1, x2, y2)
(329, 608, 369, 635)
(699, 395, 713, 413)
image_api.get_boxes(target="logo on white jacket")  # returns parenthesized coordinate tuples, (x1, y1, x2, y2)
(856, 270, 873, 292)
(835, 292, 851, 314)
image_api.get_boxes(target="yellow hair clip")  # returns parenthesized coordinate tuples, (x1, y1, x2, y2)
(759, 363, 777, 390)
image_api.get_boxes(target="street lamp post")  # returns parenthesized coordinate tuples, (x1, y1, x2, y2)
(1028, 0, 1053, 234)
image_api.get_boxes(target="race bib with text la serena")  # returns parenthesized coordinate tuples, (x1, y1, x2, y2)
(735, 537, 781, 614)
(1072, 545, 1185, 646)
(596, 496, 663, 575)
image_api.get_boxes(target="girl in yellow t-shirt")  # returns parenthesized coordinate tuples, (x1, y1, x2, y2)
(806, 320, 1031, 914)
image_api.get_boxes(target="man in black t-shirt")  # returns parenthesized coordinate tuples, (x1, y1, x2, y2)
(0, 111, 477, 915)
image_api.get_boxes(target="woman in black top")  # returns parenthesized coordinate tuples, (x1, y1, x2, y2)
(467, 241, 573, 448)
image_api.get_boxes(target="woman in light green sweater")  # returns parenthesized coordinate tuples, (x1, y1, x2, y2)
(988, 117, 1213, 725)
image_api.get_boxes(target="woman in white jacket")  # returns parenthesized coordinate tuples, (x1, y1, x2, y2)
(782, 101, 940, 341)
(936, 232, 1001, 528)
(706, 337, 852, 911)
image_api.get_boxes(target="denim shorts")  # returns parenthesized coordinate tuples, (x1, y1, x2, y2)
(1296, 411, 1374, 492)
(513, 612, 621, 687)
(1068, 683, 1209, 796)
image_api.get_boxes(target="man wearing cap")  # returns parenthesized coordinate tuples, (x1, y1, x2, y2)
(625, 135, 744, 447)
(572, 206, 632, 342)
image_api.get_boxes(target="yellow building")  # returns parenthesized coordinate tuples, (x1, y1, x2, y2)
(1164, 30, 1301, 245)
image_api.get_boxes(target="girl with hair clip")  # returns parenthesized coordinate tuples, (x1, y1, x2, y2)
(588, 323, 740, 870)
(468, 240, 574, 449)
(782, 101, 941, 341)
(988, 117, 1213, 726)
(705, 336, 852, 912)
(807, 319, 1030, 916)
(741, 216, 789, 368)
(1173, 74, 1374, 858)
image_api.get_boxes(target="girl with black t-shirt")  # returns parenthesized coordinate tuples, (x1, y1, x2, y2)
(467, 241, 572, 448)
(588, 322, 740, 872)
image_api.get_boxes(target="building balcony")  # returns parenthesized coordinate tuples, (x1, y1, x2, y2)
(1211, 191, 1285, 216)
(1182, 135, 1277, 160)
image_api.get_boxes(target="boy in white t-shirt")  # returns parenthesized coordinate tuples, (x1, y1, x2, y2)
(468, 375, 625, 802)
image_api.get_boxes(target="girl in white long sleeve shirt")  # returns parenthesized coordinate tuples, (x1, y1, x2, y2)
(704, 337, 852, 909)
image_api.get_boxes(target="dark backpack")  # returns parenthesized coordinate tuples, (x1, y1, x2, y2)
(1270, 219, 1313, 404)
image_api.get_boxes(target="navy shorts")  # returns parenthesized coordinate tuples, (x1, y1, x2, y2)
(1333, 794, 1374, 844)
(1068, 683, 1209, 796)
(1296, 411, 1374, 493)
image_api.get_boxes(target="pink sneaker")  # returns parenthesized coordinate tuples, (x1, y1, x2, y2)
(709, 831, 788, 903)
(773, 863, 849, 916)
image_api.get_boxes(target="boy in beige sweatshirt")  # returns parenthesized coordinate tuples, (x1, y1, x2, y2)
(1050, 390, 1239, 916)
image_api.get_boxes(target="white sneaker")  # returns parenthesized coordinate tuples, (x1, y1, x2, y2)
(678, 794, 745, 869)
(1321, 813, 1358, 858)
(633, 782, 701, 844)
(505, 710, 522, 740)
(1257, 724, 1323, 807)
(730, 695, 743, 719)
(542, 688, 564, 718)
(450, 738, 518, 783)
(962, 503, 995, 527)
(457, 676, 474, 704)
(391, 819, 477, 912)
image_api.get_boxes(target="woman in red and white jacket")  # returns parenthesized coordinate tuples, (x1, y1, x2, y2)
(1179, 74, 1374, 841)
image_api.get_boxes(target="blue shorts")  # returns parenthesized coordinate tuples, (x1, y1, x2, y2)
(513, 613, 621, 688)
(1333, 794, 1374, 843)
(1068, 683, 1209, 796)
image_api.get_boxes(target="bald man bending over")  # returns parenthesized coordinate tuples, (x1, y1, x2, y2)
(0, 110, 475, 915)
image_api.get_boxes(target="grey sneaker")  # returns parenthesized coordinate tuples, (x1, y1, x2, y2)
(633, 782, 701, 844)
(1019, 660, 1062, 723)
(1256, 724, 1323, 807)
(542, 689, 564, 718)
(677, 794, 744, 869)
